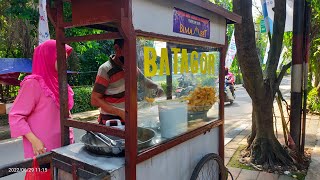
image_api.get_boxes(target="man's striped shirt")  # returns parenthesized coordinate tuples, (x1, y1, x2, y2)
(93, 55, 125, 122)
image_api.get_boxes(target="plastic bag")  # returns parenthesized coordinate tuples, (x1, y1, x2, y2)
(25, 157, 51, 180)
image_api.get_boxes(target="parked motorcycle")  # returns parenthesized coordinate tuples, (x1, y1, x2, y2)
(224, 76, 235, 104)
(175, 74, 196, 98)
(216, 76, 235, 104)
(224, 84, 235, 104)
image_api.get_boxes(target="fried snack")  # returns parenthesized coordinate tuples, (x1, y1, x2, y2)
(186, 86, 218, 112)
(145, 97, 155, 103)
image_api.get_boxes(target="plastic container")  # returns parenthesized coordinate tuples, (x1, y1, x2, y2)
(138, 105, 159, 128)
(158, 102, 188, 139)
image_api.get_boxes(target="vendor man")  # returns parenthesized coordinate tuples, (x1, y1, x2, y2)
(91, 39, 163, 125)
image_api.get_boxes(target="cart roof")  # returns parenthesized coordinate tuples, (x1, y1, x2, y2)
(184, 0, 241, 24)
(61, 0, 241, 24)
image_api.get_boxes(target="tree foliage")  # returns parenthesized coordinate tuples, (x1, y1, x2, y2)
(0, 0, 37, 58)
(309, 0, 320, 89)
(0, 0, 115, 86)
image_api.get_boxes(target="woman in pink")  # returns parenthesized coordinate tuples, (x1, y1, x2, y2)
(9, 40, 74, 159)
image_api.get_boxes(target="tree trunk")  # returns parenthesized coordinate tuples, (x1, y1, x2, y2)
(233, 0, 293, 168)
(250, 97, 292, 166)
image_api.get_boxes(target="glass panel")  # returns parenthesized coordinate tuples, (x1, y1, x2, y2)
(136, 37, 220, 152)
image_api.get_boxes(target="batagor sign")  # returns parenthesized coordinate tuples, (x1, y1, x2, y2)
(144, 47, 216, 77)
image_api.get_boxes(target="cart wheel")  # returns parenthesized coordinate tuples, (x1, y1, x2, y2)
(227, 169, 234, 180)
(190, 153, 227, 180)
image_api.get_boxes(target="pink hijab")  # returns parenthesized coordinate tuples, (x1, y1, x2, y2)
(21, 40, 74, 110)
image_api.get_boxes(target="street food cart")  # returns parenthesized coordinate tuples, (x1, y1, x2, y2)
(0, 0, 241, 179)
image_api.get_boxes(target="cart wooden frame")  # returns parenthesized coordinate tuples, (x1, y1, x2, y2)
(0, 0, 241, 179)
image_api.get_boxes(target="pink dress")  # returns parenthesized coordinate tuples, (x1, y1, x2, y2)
(9, 78, 74, 159)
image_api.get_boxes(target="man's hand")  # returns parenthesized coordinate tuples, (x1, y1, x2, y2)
(92, 92, 125, 120)
(156, 86, 164, 97)
(118, 109, 125, 121)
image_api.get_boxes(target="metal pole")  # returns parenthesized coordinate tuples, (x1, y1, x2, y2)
(166, 43, 173, 100)
(290, 0, 305, 149)
(301, 0, 311, 152)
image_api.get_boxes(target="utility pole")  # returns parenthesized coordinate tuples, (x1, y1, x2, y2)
(290, 0, 305, 149)
(301, 0, 311, 152)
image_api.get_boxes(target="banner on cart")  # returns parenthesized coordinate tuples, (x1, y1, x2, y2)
(173, 8, 210, 39)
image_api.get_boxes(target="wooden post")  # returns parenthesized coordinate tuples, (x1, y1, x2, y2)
(118, 1, 138, 180)
(0, 85, 3, 102)
(55, 0, 70, 146)
(219, 33, 227, 161)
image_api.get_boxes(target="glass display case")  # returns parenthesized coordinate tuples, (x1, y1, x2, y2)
(136, 37, 220, 148)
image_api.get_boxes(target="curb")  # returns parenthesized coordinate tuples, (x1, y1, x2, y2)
(0, 129, 11, 141)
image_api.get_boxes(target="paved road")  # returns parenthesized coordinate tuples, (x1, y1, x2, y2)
(0, 76, 291, 180)
(224, 76, 291, 144)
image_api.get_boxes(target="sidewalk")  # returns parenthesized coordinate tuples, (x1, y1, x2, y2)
(224, 104, 320, 180)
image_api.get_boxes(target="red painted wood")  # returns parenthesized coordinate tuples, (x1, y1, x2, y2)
(218, 33, 228, 162)
(72, 0, 121, 27)
(63, 32, 122, 43)
(56, 0, 70, 146)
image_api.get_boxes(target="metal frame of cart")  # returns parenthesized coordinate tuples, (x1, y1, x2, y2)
(0, 0, 241, 179)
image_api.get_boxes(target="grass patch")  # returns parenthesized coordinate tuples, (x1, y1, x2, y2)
(291, 172, 306, 180)
(227, 145, 254, 170)
(0, 115, 8, 126)
(0, 130, 11, 141)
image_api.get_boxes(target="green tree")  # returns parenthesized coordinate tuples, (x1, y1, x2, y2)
(0, 0, 115, 86)
(233, 0, 293, 169)
(0, 0, 37, 58)
(309, 0, 320, 90)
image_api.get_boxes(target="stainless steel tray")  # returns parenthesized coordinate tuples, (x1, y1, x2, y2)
(80, 127, 155, 156)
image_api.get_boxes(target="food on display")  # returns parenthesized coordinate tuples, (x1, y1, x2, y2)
(145, 97, 155, 103)
(185, 86, 217, 112)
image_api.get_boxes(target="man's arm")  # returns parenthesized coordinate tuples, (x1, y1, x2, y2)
(91, 92, 125, 120)
(137, 68, 164, 97)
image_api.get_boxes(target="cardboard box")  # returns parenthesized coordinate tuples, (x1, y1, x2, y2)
(0, 103, 5, 115)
